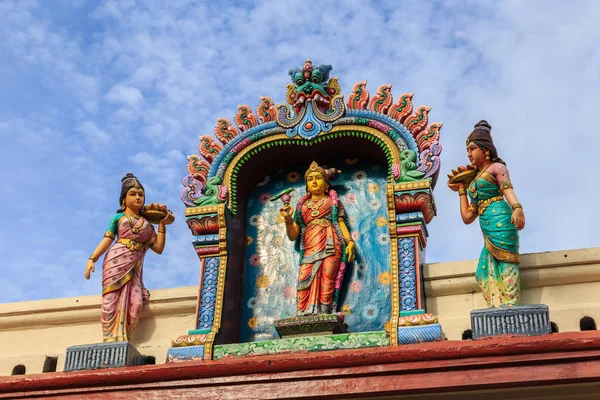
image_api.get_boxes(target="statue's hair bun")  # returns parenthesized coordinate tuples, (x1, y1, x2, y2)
(324, 167, 340, 182)
(474, 120, 492, 131)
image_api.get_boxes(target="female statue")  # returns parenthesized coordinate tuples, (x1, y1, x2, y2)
(84, 173, 173, 342)
(280, 161, 356, 315)
(448, 121, 526, 308)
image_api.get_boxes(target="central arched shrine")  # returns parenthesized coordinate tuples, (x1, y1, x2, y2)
(168, 61, 444, 361)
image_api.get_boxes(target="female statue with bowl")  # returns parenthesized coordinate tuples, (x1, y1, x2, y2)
(448, 121, 526, 308)
(280, 161, 355, 316)
(84, 173, 174, 342)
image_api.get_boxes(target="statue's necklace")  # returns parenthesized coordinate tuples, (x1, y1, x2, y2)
(125, 213, 143, 234)
(307, 197, 326, 217)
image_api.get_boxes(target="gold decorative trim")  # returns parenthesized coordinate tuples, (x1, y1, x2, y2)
(396, 232, 420, 240)
(398, 313, 439, 327)
(185, 205, 219, 216)
(203, 332, 216, 360)
(500, 181, 514, 192)
(386, 183, 399, 346)
(170, 334, 209, 348)
(393, 180, 431, 192)
(116, 238, 149, 252)
(223, 126, 403, 207)
(484, 236, 520, 264)
(468, 202, 478, 215)
(204, 204, 228, 360)
(479, 171, 497, 186)
(477, 196, 504, 215)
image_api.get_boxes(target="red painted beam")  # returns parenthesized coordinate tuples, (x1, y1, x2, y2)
(2, 332, 600, 399)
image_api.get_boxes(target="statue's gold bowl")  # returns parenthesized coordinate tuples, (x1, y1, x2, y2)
(141, 207, 175, 225)
(447, 166, 477, 186)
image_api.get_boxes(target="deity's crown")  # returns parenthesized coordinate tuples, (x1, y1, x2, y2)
(305, 161, 328, 182)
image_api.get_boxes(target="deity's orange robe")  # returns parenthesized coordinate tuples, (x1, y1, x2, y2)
(297, 197, 344, 315)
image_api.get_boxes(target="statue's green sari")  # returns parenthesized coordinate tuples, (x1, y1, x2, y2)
(468, 166, 520, 307)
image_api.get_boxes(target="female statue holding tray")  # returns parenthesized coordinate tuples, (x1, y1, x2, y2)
(84, 173, 174, 342)
(279, 161, 355, 316)
(448, 121, 526, 308)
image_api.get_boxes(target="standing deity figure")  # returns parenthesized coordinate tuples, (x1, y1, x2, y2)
(448, 121, 526, 308)
(84, 173, 173, 342)
(279, 162, 356, 315)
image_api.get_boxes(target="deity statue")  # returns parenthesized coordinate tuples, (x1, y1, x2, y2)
(448, 121, 526, 308)
(279, 161, 356, 316)
(84, 173, 174, 342)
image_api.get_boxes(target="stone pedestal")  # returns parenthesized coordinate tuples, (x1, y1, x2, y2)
(396, 312, 444, 344)
(471, 304, 551, 340)
(274, 314, 346, 339)
(64, 342, 145, 372)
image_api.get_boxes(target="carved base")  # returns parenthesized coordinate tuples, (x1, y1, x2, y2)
(214, 331, 388, 359)
(471, 304, 551, 340)
(397, 323, 444, 344)
(64, 342, 145, 372)
(274, 314, 346, 339)
(166, 345, 206, 363)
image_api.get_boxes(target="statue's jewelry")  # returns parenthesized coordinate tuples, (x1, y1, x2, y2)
(306, 197, 326, 217)
(458, 187, 467, 196)
(89, 253, 99, 262)
(158, 227, 166, 234)
(511, 203, 523, 211)
(125, 213, 143, 234)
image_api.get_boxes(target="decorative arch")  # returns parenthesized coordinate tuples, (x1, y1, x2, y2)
(181, 77, 441, 213)
(170, 61, 444, 361)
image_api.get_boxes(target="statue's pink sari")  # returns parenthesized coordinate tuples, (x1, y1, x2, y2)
(101, 214, 156, 342)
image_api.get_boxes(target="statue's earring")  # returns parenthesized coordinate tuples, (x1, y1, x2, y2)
(485, 151, 491, 161)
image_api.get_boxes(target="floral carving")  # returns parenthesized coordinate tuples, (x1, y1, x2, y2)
(347, 80, 369, 110)
(404, 106, 431, 136)
(388, 92, 414, 123)
(369, 84, 393, 114)
(235, 104, 260, 132)
(199, 135, 223, 164)
(257, 96, 277, 123)
(214, 118, 240, 145)
(394, 191, 436, 223)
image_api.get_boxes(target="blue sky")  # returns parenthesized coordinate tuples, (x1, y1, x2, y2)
(1, 0, 599, 302)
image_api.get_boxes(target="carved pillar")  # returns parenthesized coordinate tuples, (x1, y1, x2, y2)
(387, 180, 443, 345)
(166, 204, 227, 362)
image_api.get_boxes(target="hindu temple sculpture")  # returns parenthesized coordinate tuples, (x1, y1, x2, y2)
(448, 121, 525, 308)
(160, 59, 447, 361)
(84, 173, 175, 342)
(279, 162, 355, 316)
(448, 121, 548, 339)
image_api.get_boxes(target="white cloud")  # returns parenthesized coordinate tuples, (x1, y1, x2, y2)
(78, 120, 110, 145)
(105, 85, 144, 108)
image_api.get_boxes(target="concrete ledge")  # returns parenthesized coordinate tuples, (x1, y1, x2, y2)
(0, 287, 197, 330)
(425, 247, 600, 297)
